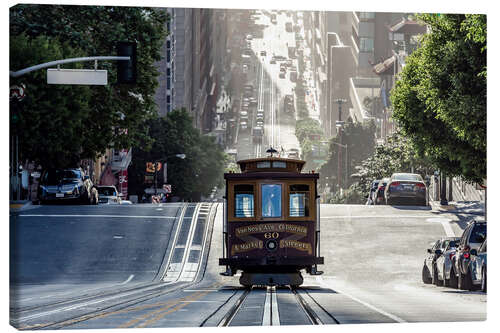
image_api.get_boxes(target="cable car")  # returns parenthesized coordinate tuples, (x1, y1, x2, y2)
(220, 148, 323, 287)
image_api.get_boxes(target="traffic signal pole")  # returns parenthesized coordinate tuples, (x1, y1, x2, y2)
(10, 56, 131, 78)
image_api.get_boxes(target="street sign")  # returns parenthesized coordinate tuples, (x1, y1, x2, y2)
(10, 84, 26, 101)
(47, 69, 108, 85)
(163, 184, 172, 193)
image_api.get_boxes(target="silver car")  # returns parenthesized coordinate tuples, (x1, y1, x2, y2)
(469, 238, 487, 292)
(434, 237, 461, 287)
(96, 185, 122, 205)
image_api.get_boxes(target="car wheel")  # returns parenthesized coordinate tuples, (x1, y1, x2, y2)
(481, 266, 487, 293)
(432, 265, 443, 286)
(449, 265, 458, 288)
(422, 264, 432, 284)
(458, 266, 473, 291)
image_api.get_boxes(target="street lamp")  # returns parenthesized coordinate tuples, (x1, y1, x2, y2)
(154, 153, 186, 195)
(331, 140, 348, 189)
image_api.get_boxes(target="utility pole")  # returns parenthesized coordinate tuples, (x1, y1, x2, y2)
(440, 171, 448, 205)
(334, 99, 346, 189)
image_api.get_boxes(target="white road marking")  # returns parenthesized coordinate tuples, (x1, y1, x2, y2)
(427, 217, 455, 237)
(316, 277, 407, 323)
(113, 235, 124, 239)
(120, 274, 134, 285)
(18, 214, 176, 219)
(262, 287, 272, 326)
(271, 287, 280, 326)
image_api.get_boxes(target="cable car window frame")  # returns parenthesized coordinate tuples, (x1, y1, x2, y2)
(261, 183, 283, 218)
(289, 184, 310, 217)
(229, 181, 257, 220)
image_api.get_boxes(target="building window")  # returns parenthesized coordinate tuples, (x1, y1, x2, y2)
(360, 37, 374, 52)
(235, 184, 254, 217)
(167, 68, 171, 76)
(166, 40, 171, 49)
(166, 95, 171, 104)
(167, 79, 171, 90)
(359, 12, 375, 20)
(166, 50, 171, 63)
(261, 184, 282, 218)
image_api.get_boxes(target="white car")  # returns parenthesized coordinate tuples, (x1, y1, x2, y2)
(96, 185, 122, 204)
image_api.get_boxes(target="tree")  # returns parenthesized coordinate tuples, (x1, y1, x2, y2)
(390, 14, 486, 183)
(9, 5, 168, 168)
(319, 119, 376, 189)
(329, 131, 434, 204)
(128, 110, 226, 201)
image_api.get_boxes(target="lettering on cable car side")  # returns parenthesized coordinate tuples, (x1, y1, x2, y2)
(279, 240, 312, 254)
(235, 223, 307, 237)
(231, 241, 264, 255)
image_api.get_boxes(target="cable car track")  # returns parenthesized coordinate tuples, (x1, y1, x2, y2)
(213, 286, 338, 326)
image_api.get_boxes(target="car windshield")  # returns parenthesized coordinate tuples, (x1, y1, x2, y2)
(470, 224, 486, 243)
(42, 169, 81, 184)
(393, 174, 423, 181)
(98, 187, 117, 196)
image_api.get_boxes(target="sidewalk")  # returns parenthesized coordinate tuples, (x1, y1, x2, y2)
(10, 200, 33, 212)
(429, 200, 485, 217)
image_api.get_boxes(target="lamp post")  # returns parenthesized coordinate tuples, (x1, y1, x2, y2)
(331, 139, 348, 189)
(334, 99, 346, 189)
(154, 154, 186, 195)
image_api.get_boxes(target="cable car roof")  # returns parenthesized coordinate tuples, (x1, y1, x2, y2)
(236, 157, 306, 173)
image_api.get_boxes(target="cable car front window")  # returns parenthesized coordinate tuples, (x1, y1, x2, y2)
(289, 184, 309, 217)
(262, 184, 282, 218)
(235, 184, 254, 217)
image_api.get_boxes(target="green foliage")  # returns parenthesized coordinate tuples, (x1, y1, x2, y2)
(9, 5, 168, 168)
(128, 109, 226, 201)
(319, 120, 376, 189)
(391, 14, 486, 183)
(350, 131, 434, 199)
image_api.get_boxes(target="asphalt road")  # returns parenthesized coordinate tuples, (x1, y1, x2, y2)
(9, 202, 486, 329)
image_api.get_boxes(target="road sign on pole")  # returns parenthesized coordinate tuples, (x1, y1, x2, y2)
(163, 184, 172, 193)
(47, 69, 108, 85)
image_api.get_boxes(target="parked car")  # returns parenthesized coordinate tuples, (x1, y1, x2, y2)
(469, 238, 487, 292)
(38, 168, 98, 205)
(367, 180, 380, 205)
(422, 238, 456, 285)
(270, 57, 276, 64)
(256, 120, 264, 128)
(260, 50, 267, 56)
(253, 126, 263, 143)
(96, 185, 122, 205)
(284, 94, 294, 113)
(239, 121, 249, 132)
(288, 148, 300, 159)
(374, 178, 389, 205)
(279, 71, 286, 79)
(452, 220, 487, 290)
(434, 237, 461, 287)
(385, 173, 427, 206)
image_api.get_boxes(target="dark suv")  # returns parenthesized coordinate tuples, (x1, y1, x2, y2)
(452, 220, 486, 290)
(38, 168, 98, 205)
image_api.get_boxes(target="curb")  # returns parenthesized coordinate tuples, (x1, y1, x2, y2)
(9, 201, 33, 212)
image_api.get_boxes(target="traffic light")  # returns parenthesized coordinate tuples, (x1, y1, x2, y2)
(117, 41, 137, 84)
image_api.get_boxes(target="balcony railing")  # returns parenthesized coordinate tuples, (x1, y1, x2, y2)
(111, 148, 132, 171)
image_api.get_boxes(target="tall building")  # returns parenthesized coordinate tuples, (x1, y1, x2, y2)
(154, 8, 229, 136)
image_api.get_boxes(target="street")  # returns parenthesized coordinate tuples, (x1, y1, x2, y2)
(9, 203, 485, 329)
(8, 6, 488, 332)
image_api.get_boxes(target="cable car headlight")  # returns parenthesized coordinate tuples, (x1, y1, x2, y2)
(265, 239, 278, 252)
